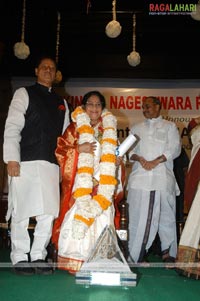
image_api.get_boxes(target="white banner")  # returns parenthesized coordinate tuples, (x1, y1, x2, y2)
(63, 82, 200, 157)
(11, 77, 200, 156)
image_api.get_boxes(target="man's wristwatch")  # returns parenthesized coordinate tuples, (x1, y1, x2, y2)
(157, 155, 165, 163)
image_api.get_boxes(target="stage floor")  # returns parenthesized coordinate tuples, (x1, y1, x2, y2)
(1, 248, 200, 301)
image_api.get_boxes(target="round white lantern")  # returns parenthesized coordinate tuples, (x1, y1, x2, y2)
(14, 42, 30, 60)
(127, 51, 141, 67)
(105, 20, 122, 38)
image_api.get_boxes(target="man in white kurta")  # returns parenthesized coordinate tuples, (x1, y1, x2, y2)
(127, 96, 181, 263)
(3, 57, 69, 275)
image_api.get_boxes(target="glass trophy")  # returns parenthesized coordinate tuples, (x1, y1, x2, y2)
(75, 225, 137, 287)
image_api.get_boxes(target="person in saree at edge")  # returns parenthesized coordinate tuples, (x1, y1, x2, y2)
(176, 117, 200, 279)
(51, 90, 125, 273)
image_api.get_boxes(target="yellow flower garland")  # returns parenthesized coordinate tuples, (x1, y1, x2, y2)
(71, 106, 118, 239)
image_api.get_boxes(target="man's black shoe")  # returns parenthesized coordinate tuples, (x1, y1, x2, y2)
(13, 261, 35, 275)
(32, 259, 53, 275)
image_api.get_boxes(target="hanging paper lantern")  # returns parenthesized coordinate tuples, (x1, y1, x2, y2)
(191, 2, 200, 21)
(127, 51, 141, 67)
(105, 20, 122, 38)
(127, 14, 141, 67)
(14, 0, 30, 60)
(54, 12, 62, 84)
(105, 0, 122, 38)
(14, 41, 30, 60)
(54, 70, 63, 84)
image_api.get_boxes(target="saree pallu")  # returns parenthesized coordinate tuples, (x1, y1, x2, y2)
(51, 122, 79, 249)
(57, 202, 115, 273)
(176, 182, 200, 279)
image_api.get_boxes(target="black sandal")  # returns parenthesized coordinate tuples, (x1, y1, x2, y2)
(163, 256, 175, 263)
(162, 249, 175, 268)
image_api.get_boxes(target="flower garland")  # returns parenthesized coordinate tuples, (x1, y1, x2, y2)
(71, 106, 118, 239)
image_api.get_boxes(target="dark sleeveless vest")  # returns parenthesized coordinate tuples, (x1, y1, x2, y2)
(20, 83, 65, 164)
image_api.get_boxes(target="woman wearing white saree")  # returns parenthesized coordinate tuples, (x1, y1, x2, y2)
(176, 117, 200, 279)
(51, 91, 125, 273)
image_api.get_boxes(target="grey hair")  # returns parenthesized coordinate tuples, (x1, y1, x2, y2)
(146, 96, 161, 109)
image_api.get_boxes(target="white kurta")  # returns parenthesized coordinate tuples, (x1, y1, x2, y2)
(127, 116, 181, 262)
(127, 116, 181, 194)
(3, 87, 70, 223)
(6, 161, 60, 222)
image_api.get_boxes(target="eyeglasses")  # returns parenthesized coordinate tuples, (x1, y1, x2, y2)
(85, 102, 102, 108)
(39, 65, 56, 72)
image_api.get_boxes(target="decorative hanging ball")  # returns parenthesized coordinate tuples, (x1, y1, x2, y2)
(54, 70, 62, 84)
(127, 50, 141, 67)
(14, 41, 30, 59)
(105, 20, 122, 38)
(191, 4, 200, 21)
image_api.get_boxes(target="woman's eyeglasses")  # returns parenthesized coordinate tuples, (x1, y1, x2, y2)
(86, 102, 102, 108)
